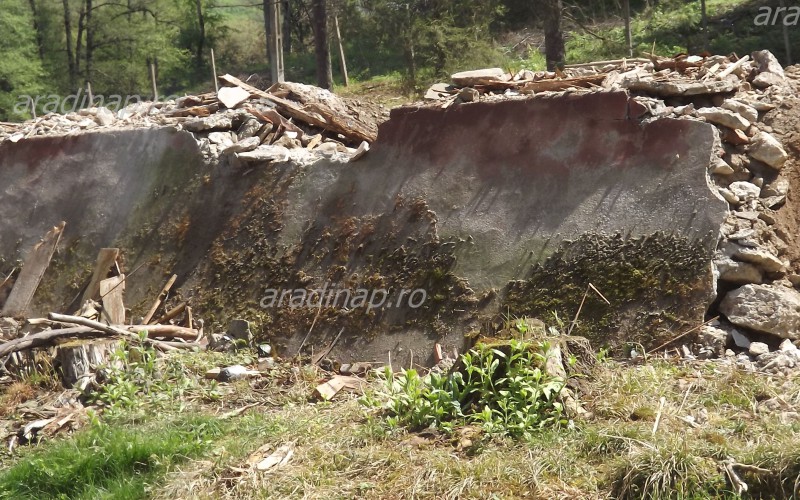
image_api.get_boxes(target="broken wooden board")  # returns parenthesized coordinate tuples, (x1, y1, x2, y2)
(314, 375, 365, 400)
(143, 274, 177, 324)
(99, 274, 125, 324)
(1, 222, 66, 318)
(80, 248, 119, 306)
(624, 77, 739, 96)
(519, 74, 607, 93)
(218, 74, 377, 144)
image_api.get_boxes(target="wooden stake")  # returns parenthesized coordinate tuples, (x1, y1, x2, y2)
(211, 48, 219, 93)
(150, 62, 158, 102)
(1, 222, 66, 318)
(86, 81, 93, 106)
(333, 14, 348, 87)
(142, 274, 177, 324)
(80, 248, 119, 307)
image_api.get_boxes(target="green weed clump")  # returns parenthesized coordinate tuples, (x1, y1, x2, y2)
(0, 415, 222, 500)
(364, 339, 570, 439)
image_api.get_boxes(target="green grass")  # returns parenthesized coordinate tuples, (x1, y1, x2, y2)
(0, 415, 223, 500)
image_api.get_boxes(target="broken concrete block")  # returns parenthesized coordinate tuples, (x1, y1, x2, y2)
(721, 99, 758, 123)
(696, 107, 750, 131)
(218, 86, 251, 109)
(749, 132, 788, 170)
(720, 284, 800, 339)
(451, 68, 506, 86)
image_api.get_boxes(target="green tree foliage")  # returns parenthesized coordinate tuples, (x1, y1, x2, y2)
(0, 1, 46, 120)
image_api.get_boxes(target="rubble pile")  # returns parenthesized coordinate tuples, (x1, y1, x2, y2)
(428, 51, 800, 369)
(0, 74, 378, 166)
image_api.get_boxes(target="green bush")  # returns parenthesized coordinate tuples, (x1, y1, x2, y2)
(366, 339, 570, 439)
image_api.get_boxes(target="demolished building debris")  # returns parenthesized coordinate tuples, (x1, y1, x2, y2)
(0, 50, 799, 381)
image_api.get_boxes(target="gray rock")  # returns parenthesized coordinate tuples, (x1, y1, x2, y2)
(258, 357, 276, 371)
(761, 178, 790, 198)
(721, 99, 759, 123)
(0, 317, 19, 338)
(94, 107, 116, 126)
(183, 114, 233, 132)
(753, 72, 785, 88)
(452, 68, 506, 86)
(237, 118, 262, 140)
(732, 246, 787, 273)
(710, 157, 734, 175)
(749, 342, 769, 356)
(728, 181, 761, 204)
(218, 364, 249, 382)
(715, 256, 763, 284)
(223, 136, 260, 154)
(207, 131, 235, 147)
(730, 328, 752, 349)
(227, 319, 253, 346)
(458, 87, 480, 102)
(718, 187, 740, 205)
(751, 50, 785, 88)
(700, 325, 729, 354)
(720, 284, 800, 339)
(780, 338, 797, 352)
(749, 132, 788, 170)
(236, 145, 290, 162)
(696, 107, 750, 130)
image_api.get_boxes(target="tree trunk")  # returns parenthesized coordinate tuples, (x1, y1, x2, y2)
(312, 0, 332, 89)
(85, 0, 93, 83)
(27, 0, 45, 62)
(63, 0, 76, 89)
(57, 339, 122, 389)
(542, 0, 565, 71)
(282, 0, 292, 53)
(76, 3, 84, 76)
(780, 0, 792, 65)
(700, 0, 708, 51)
(195, 0, 206, 69)
(623, 0, 632, 58)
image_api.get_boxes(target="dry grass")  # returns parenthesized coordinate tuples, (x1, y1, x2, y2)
(0, 381, 36, 417)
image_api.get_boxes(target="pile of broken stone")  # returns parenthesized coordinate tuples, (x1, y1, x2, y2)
(0, 77, 376, 166)
(435, 50, 800, 373)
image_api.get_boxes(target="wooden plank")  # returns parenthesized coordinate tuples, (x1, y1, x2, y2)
(80, 248, 119, 306)
(142, 274, 177, 324)
(218, 74, 377, 144)
(99, 274, 125, 324)
(1, 222, 66, 318)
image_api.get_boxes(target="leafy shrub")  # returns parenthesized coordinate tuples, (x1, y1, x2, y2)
(366, 339, 570, 439)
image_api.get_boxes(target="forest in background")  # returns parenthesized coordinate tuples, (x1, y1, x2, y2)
(1, 0, 797, 121)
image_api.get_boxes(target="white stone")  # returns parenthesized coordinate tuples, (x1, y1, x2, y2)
(718, 188, 740, 205)
(749, 131, 788, 169)
(715, 256, 763, 284)
(728, 181, 761, 203)
(710, 157, 734, 175)
(207, 131, 234, 148)
(749, 342, 769, 356)
(217, 86, 251, 109)
(720, 284, 800, 339)
(732, 247, 787, 273)
(696, 107, 750, 130)
(721, 99, 759, 123)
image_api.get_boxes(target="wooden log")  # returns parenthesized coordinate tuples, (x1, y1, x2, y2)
(143, 274, 177, 324)
(218, 74, 377, 144)
(152, 302, 186, 325)
(2, 222, 66, 318)
(80, 248, 119, 306)
(122, 324, 199, 341)
(48, 313, 178, 351)
(519, 74, 607, 93)
(57, 338, 122, 387)
(0, 327, 103, 357)
(99, 275, 125, 324)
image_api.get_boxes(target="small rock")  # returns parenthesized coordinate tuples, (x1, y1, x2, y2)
(780, 338, 797, 352)
(715, 256, 763, 284)
(258, 357, 276, 371)
(718, 187, 740, 204)
(749, 131, 788, 170)
(758, 210, 778, 225)
(728, 181, 760, 203)
(788, 274, 800, 287)
(218, 86, 251, 109)
(730, 328, 752, 349)
(94, 107, 116, 126)
(700, 325, 729, 354)
(227, 319, 253, 347)
(761, 178, 790, 198)
(720, 284, 800, 339)
(237, 118, 262, 140)
(257, 344, 272, 357)
(183, 114, 233, 132)
(749, 342, 769, 356)
(207, 131, 235, 147)
(223, 136, 260, 154)
(732, 246, 787, 273)
(722, 99, 759, 123)
(458, 87, 480, 102)
(218, 365, 249, 382)
(710, 157, 734, 175)
(722, 128, 749, 145)
(753, 72, 785, 89)
(696, 107, 750, 130)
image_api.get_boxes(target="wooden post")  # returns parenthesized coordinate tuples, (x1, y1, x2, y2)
(623, 0, 632, 58)
(86, 81, 93, 107)
(333, 13, 348, 86)
(266, 0, 284, 83)
(211, 48, 219, 93)
(780, 0, 793, 65)
(150, 62, 158, 102)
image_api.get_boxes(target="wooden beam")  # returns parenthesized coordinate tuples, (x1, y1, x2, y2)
(218, 74, 376, 143)
(1, 222, 66, 318)
(80, 248, 119, 307)
(99, 274, 125, 324)
(142, 274, 177, 324)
